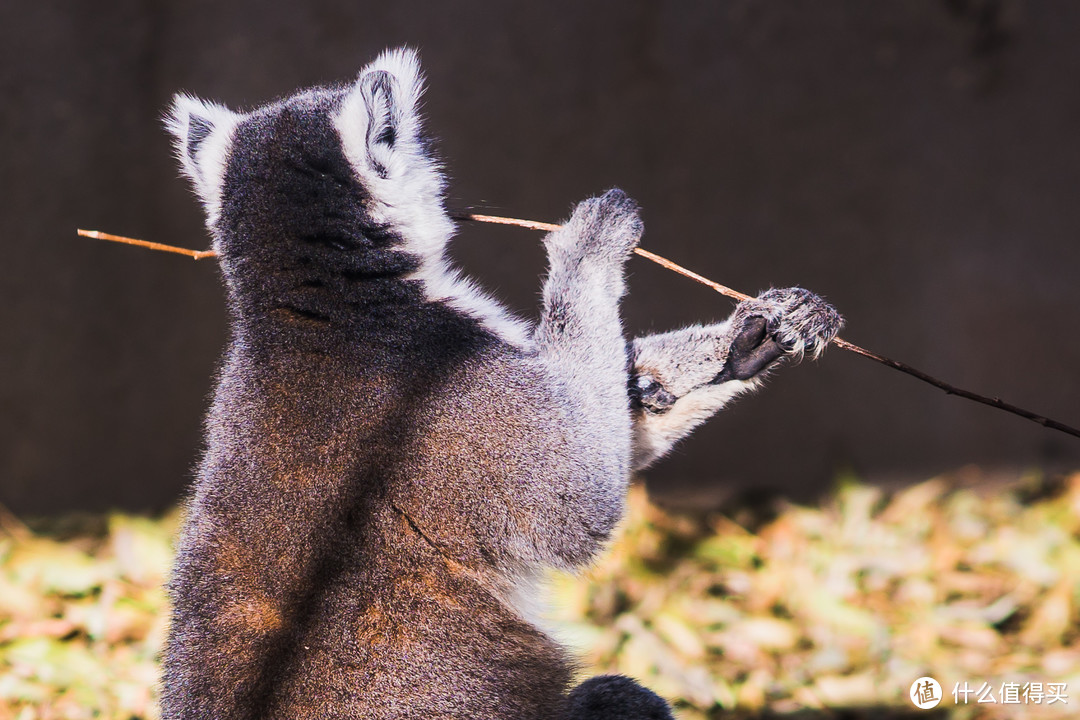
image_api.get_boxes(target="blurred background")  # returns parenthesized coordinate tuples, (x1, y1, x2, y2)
(2, 0, 1079, 515)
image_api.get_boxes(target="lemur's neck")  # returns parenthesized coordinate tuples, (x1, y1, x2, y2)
(221, 236, 498, 364)
(225, 249, 424, 327)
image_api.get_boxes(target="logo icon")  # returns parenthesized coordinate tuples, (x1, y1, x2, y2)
(911, 677, 942, 709)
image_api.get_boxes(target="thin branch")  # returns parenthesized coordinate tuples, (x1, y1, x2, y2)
(77, 218, 1080, 440)
(453, 213, 562, 234)
(830, 338, 1080, 438)
(451, 212, 1080, 441)
(76, 229, 216, 259)
(631, 247, 750, 302)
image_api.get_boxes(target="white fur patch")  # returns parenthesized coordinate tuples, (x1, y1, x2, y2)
(165, 95, 244, 237)
(333, 47, 531, 347)
(632, 379, 757, 470)
(410, 258, 533, 346)
(501, 568, 553, 632)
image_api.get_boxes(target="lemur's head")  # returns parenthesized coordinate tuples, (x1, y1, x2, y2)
(166, 47, 452, 303)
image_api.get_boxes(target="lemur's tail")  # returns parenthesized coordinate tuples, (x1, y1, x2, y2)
(563, 675, 674, 720)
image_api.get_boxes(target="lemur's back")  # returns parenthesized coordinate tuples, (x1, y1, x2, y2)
(167, 338, 575, 718)
(162, 46, 840, 720)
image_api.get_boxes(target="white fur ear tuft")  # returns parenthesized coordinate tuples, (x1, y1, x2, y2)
(165, 94, 243, 228)
(363, 46, 424, 119)
(334, 46, 426, 183)
(334, 48, 528, 346)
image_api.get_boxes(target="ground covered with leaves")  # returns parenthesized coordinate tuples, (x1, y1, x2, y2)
(1, 470, 1078, 719)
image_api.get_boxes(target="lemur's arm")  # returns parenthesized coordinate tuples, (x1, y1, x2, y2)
(628, 288, 842, 470)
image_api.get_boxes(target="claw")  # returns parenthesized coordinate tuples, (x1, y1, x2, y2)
(712, 288, 843, 383)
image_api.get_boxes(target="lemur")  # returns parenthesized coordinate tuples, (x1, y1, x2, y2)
(161, 48, 841, 720)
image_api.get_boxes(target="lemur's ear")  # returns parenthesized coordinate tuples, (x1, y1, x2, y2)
(165, 94, 242, 225)
(335, 46, 425, 183)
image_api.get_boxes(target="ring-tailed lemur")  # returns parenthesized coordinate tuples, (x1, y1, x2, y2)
(161, 48, 841, 720)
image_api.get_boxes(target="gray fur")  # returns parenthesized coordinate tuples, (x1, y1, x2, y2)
(629, 288, 842, 469)
(161, 47, 840, 720)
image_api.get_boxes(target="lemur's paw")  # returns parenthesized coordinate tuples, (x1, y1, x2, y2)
(761, 287, 844, 360)
(550, 188, 643, 262)
(714, 287, 843, 383)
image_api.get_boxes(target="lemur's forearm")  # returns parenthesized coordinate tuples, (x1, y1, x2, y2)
(628, 288, 843, 471)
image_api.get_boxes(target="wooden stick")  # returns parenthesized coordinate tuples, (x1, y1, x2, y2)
(77, 217, 1080, 440)
(828, 337, 1080, 438)
(452, 213, 562, 234)
(454, 214, 752, 301)
(76, 229, 216, 259)
(453, 213, 1080, 440)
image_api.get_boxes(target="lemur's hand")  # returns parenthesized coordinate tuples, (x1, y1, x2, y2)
(714, 287, 843, 383)
(547, 189, 643, 263)
(629, 288, 841, 467)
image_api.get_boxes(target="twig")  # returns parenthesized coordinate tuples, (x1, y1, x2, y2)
(77, 217, 1080, 440)
(829, 338, 1080, 438)
(454, 214, 751, 301)
(76, 229, 216, 259)
(452, 213, 562, 234)
(454, 212, 1080, 440)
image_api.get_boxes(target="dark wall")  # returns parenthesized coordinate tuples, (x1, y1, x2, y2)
(3, 0, 1078, 514)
